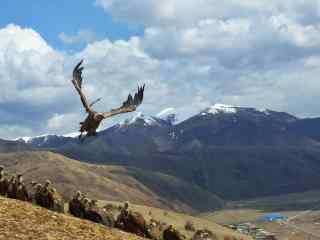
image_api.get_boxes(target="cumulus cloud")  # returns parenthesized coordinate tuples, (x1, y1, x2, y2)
(0, 24, 174, 138)
(94, 0, 320, 119)
(2, 1, 320, 138)
(59, 30, 98, 45)
(47, 113, 80, 130)
(95, 0, 320, 27)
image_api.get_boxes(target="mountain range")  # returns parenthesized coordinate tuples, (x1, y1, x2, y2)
(6, 104, 320, 201)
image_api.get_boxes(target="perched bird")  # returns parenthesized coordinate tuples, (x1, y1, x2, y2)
(69, 191, 86, 218)
(33, 183, 44, 206)
(101, 208, 116, 228)
(49, 187, 65, 213)
(84, 199, 104, 224)
(15, 174, 30, 202)
(7, 175, 17, 199)
(71, 60, 145, 140)
(16, 182, 30, 202)
(0, 167, 8, 196)
(41, 180, 54, 209)
(83, 199, 115, 227)
(116, 204, 150, 238)
(148, 219, 163, 240)
(163, 225, 186, 240)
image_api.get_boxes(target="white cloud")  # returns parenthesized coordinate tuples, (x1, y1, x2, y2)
(59, 30, 98, 45)
(0, 125, 34, 140)
(304, 56, 320, 68)
(95, 0, 320, 27)
(48, 113, 80, 131)
(3, 0, 320, 139)
(0, 24, 52, 54)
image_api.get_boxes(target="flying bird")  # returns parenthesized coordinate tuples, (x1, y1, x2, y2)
(71, 60, 145, 140)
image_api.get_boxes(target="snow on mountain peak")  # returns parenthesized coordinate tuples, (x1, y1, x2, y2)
(258, 108, 271, 115)
(63, 132, 81, 138)
(15, 131, 80, 144)
(16, 136, 33, 143)
(202, 104, 237, 115)
(119, 109, 178, 128)
(119, 112, 158, 127)
(156, 108, 177, 124)
(156, 108, 176, 118)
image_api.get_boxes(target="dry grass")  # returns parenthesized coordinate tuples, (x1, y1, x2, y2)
(0, 151, 251, 239)
(201, 209, 267, 225)
(0, 196, 252, 240)
(0, 196, 145, 240)
(0, 151, 221, 213)
(202, 208, 320, 239)
(99, 200, 252, 240)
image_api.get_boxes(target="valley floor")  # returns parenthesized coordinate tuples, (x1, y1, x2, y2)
(201, 191, 320, 240)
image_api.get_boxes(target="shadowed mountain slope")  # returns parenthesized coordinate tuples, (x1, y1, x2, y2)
(0, 151, 223, 213)
(13, 105, 320, 200)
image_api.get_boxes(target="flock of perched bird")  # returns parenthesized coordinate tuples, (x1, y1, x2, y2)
(0, 166, 227, 240)
(0, 167, 64, 212)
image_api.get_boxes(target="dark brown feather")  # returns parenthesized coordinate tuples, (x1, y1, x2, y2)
(102, 84, 145, 119)
(72, 60, 93, 113)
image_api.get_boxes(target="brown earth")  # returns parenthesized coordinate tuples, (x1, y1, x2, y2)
(0, 151, 223, 213)
(0, 196, 251, 240)
(0, 196, 145, 240)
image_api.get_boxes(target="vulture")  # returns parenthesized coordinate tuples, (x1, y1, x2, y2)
(71, 60, 145, 140)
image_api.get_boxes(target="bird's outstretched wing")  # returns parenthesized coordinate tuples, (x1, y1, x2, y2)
(102, 84, 145, 119)
(72, 60, 93, 113)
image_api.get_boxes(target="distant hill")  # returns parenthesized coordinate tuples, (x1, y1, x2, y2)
(0, 139, 31, 152)
(11, 104, 320, 200)
(0, 151, 223, 213)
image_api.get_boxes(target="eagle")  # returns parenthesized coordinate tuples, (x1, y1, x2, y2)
(71, 60, 145, 140)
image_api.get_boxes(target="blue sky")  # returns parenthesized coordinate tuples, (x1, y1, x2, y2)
(1, 0, 320, 139)
(1, 0, 143, 51)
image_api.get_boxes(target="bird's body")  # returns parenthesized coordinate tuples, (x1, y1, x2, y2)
(71, 60, 145, 140)
(80, 112, 103, 137)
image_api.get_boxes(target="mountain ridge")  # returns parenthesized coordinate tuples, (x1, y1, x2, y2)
(3, 104, 320, 201)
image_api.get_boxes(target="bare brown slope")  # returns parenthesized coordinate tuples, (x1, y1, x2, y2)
(99, 200, 252, 240)
(0, 151, 223, 213)
(0, 196, 251, 240)
(0, 196, 145, 240)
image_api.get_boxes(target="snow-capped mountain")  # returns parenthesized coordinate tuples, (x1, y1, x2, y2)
(14, 105, 302, 149)
(176, 103, 301, 147)
(15, 108, 177, 148)
(6, 104, 320, 201)
(117, 108, 177, 128)
(199, 103, 297, 122)
(201, 104, 238, 115)
(16, 133, 78, 148)
(118, 112, 161, 127)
